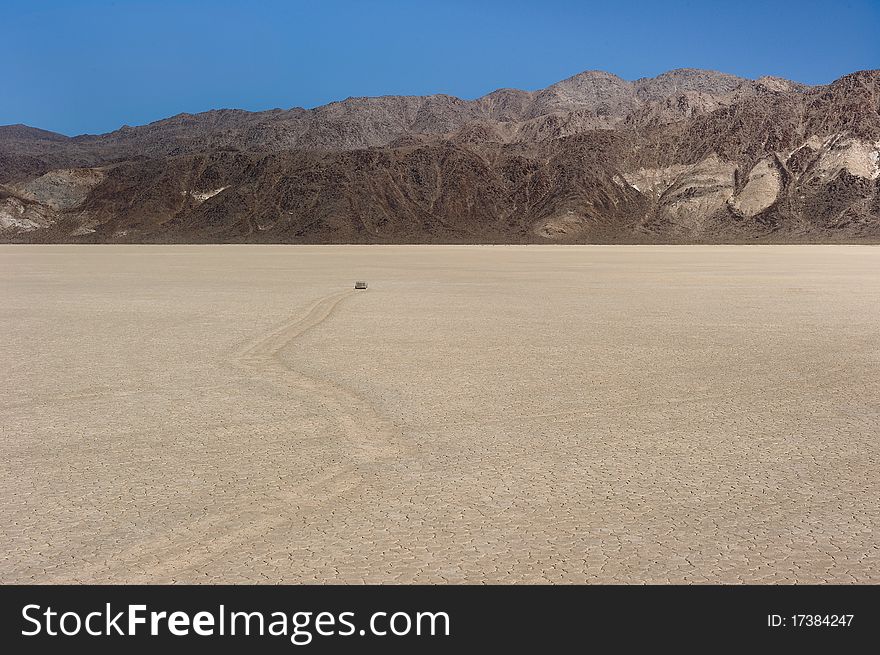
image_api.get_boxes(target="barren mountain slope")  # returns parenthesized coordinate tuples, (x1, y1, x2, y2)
(1, 68, 878, 243)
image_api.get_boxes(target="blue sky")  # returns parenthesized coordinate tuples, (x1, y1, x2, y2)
(4, 0, 879, 135)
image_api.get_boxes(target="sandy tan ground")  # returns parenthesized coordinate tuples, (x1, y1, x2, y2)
(1, 245, 878, 584)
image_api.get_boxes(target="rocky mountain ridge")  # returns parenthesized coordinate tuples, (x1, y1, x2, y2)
(2, 68, 878, 243)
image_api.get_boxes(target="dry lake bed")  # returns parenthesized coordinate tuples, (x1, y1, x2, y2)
(1, 245, 878, 583)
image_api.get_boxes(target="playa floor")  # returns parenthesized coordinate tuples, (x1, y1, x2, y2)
(1, 245, 878, 583)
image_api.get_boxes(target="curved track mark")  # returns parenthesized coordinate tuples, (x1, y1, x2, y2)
(57, 290, 400, 583)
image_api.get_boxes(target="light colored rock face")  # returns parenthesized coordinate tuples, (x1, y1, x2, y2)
(622, 134, 880, 227)
(1, 168, 106, 234)
(0, 197, 55, 232)
(190, 186, 229, 203)
(622, 164, 692, 197)
(624, 154, 736, 227)
(661, 155, 736, 217)
(810, 136, 880, 181)
(729, 158, 782, 217)
(10, 168, 105, 211)
(785, 134, 880, 183)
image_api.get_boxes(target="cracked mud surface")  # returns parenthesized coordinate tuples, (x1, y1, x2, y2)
(1, 245, 878, 583)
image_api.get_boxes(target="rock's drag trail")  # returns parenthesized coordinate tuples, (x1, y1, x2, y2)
(47, 289, 401, 583)
(235, 288, 400, 466)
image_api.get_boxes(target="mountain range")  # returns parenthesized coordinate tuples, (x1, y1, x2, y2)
(2, 68, 879, 243)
